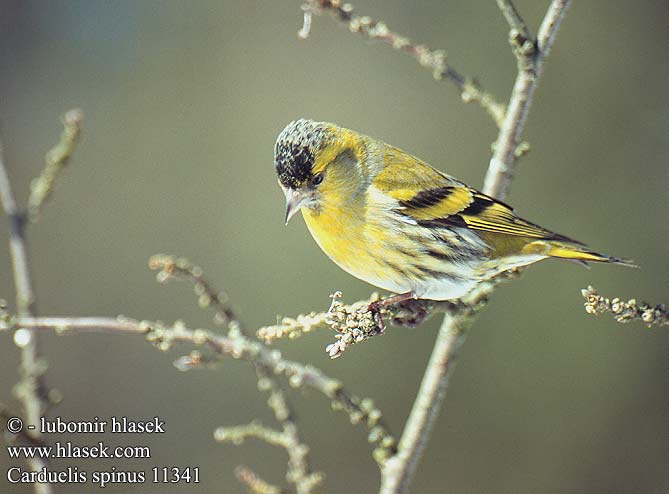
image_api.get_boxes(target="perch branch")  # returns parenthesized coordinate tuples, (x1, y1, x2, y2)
(259, 291, 456, 359)
(27, 109, 83, 222)
(381, 2, 571, 493)
(581, 286, 668, 327)
(0, 138, 52, 494)
(298, 0, 506, 128)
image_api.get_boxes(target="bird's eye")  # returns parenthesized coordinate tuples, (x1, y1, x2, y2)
(313, 173, 324, 186)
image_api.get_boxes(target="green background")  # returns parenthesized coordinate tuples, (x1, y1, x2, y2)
(1, 1, 667, 493)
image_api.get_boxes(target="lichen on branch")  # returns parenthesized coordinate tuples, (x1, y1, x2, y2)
(582, 286, 667, 327)
(27, 108, 83, 222)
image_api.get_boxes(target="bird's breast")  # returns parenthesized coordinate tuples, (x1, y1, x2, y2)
(301, 204, 370, 273)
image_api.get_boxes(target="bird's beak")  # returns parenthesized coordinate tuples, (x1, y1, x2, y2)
(284, 188, 307, 225)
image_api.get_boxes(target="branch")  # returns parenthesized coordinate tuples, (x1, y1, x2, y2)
(496, 0, 532, 60)
(482, 0, 571, 199)
(216, 420, 296, 450)
(381, 2, 571, 492)
(147, 254, 322, 494)
(215, 421, 323, 494)
(297, 0, 506, 128)
(27, 109, 83, 222)
(0, 136, 52, 494)
(259, 291, 455, 359)
(378, 276, 510, 494)
(581, 286, 668, 327)
(1, 313, 398, 465)
(149, 254, 238, 327)
(235, 466, 285, 494)
(1, 402, 48, 448)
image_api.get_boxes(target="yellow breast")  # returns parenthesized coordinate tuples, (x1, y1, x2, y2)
(300, 196, 418, 295)
(301, 204, 367, 274)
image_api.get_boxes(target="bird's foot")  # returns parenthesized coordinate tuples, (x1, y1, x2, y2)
(325, 291, 423, 359)
(388, 299, 431, 327)
(365, 291, 418, 331)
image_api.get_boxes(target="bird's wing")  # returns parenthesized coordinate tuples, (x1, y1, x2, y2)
(372, 148, 578, 242)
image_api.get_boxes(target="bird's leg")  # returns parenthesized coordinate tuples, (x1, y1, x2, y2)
(390, 299, 431, 328)
(366, 291, 417, 331)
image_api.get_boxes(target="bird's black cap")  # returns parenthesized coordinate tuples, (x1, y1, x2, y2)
(274, 119, 333, 189)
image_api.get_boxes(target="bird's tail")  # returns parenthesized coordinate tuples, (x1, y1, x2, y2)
(522, 240, 637, 268)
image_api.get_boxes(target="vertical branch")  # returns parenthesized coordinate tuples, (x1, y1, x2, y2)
(0, 142, 51, 494)
(380, 2, 571, 493)
(483, 0, 571, 200)
(379, 307, 472, 494)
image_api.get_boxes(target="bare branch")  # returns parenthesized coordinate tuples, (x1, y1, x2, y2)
(149, 254, 238, 328)
(235, 466, 285, 494)
(3, 313, 398, 466)
(215, 420, 322, 492)
(496, 0, 530, 37)
(378, 276, 509, 494)
(496, 0, 533, 61)
(582, 286, 668, 327)
(27, 109, 83, 222)
(0, 137, 52, 494)
(147, 254, 322, 494)
(483, 0, 571, 200)
(215, 420, 291, 448)
(298, 0, 506, 128)
(381, 312, 469, 493)
(381, 1, 571, 492)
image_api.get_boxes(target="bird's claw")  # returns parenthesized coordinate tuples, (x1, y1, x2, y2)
(389, 299, 430, 327)
(365, 300, 387, 333)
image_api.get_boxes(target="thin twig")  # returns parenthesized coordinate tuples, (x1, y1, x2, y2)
(581, 286, 668, 327)
(0, 139, 52, 494)
(27, 109, 83, 222)
(235, 465, 285, 494)
(147, 254, 322, 494)
(496, 0, 532, 51)
(380, 2, 571, 493)
(298, 0, 507, 128)
(2, 313, 398, 466)
(149, 254, 238, 327)
(215, 420, 323, 494)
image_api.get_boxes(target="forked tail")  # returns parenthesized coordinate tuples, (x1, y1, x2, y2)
(523, 240, 637, 267)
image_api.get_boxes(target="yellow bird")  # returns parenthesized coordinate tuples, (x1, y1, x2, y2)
(274, 119, 633, 305)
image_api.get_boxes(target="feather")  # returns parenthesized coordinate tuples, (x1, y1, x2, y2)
(373, 144, 580, 244)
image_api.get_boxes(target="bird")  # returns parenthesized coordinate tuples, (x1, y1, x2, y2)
(273, 118, 633, 308)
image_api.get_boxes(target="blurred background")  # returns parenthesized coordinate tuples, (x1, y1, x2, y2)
(0, 1, 667, 493)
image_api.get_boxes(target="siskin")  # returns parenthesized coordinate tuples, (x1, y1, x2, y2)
(274, 119, 633, 305)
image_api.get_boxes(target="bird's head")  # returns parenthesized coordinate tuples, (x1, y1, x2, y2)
(274, 119, 366, 224)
